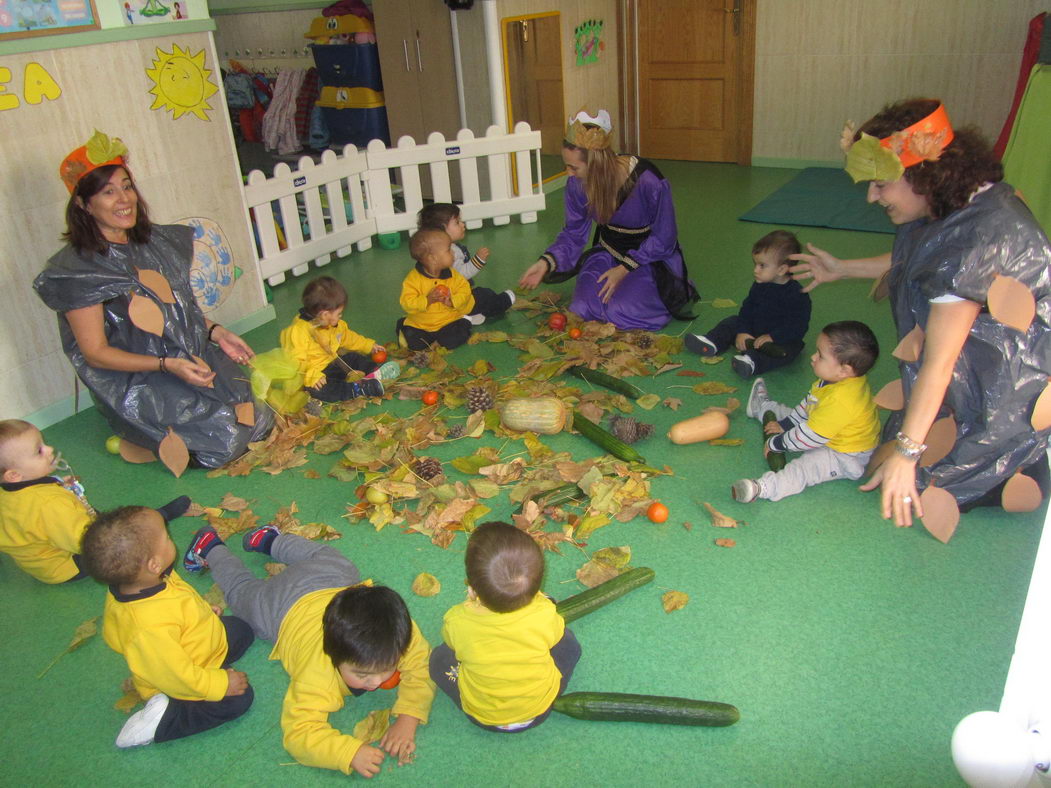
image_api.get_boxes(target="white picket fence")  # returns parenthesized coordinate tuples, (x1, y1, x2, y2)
(242, 122, 545, 286)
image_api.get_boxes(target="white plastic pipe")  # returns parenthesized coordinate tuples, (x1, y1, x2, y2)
(449, 8, 468, 130)
(481, 0, 506, 132)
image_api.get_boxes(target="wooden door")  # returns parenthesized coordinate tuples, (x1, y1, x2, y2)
(373, 0, 424, 142)
(504, 14, 564, 155)
(636, 0, 754, 163)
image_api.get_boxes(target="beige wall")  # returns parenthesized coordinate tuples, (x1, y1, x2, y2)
(455, 0, 621, 142)
(753, 0, 1048, 163)
(213, 8, 319, 64)
(0, 32, 266, 421)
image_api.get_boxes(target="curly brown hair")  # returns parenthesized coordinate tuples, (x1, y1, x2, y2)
(856, 98, 1002, 220)
(62, 164, 152, 256)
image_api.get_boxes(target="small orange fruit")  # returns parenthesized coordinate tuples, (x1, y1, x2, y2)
(371, 348, 388, 364)
(647, 501, 669, 523)
(432, 284, 450, 299)
(421, 390, 440, 406)
(568, 327, 582, 339)
(548, 313, 567, 330)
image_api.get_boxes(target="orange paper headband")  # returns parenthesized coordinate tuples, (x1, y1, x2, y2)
(59, 130, 129, 193)
(880, 103, 954, 168)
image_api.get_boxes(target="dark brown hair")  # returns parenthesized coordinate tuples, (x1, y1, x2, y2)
(822, 321, 879, 376)
(301, 275, 348, 317)
(465, 521, 544, 613)
(856, 98, 1003, 220)
(562, 139, 623, 225)
(417, 203, 461, 231)
(409, 228, 449, 264)
(322, 585, 412, 671)
(62, 164, 152, 255)
(80, 506, 161, 586)
(752, 230, 801, 267)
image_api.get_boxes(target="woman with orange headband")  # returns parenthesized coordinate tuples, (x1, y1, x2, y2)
(518, 109, 698, 331)
(791, 99, 1051, 539)
(34, 132, 273, 468)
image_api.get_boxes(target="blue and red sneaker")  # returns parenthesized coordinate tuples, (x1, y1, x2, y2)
(242, 524, 280, 555)
(183, 526, 223, 572)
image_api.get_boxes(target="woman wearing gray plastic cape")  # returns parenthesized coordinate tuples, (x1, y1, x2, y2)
(790, 99, 1051, 535)
(34, 136, 272, 469)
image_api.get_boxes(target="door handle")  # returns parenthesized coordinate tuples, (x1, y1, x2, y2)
(416, 34, 423, 71)
(724, 0, 741, 35)
(403, 39, 411, 71)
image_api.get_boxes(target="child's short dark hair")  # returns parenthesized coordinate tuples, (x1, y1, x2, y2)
(822, 320, 879, 376)
(0, 419, 35, 474)
(81, 506, 160, 586)
(409, 228, 449, 263)
(752, 230, 801, 267)
(301, 276, 347, 318)
(417, 203, 460, 231)
(323, 585, 412, 670)
(465, 521, 544, 613)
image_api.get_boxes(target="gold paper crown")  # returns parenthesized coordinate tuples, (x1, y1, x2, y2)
(565, 108, 613, 150)
(842, 103, 954, 183)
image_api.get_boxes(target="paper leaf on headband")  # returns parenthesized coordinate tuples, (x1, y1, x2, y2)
(158, 428, 190, 477)
(908, 130, 950, 162)
(136, 268, 176, 303)
(128, 293, 165, 336)
(844, 133, 904, 184)
(85, 130, 127, 165)
(839, 121, 857, 153)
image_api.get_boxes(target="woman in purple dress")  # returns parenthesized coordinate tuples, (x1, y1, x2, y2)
(518, 110, 697, 331)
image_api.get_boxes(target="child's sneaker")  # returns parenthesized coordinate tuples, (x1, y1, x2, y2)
(116, 692, 169, 748)
(731, 478, 761, 503)
(367, 361, 401, 382)
(731, 354, 756, 379)
(242, 524, 280, 554)
(465, 313, 486, 326)
(746, 377, 768, 419)
(352, 379, 384, 398)
(183, 526, 223, 572)
(503, 289, 516, 306)
(684, 333, 718, 356)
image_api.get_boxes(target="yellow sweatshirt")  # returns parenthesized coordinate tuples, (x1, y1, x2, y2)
(269, 587, 435, 774)
(0, 478, 91, 583)
(399, 265, 474, 333)
(102, 569, 230, 701)
(441, 593, 564, 726)
(280, 313, 375, 388)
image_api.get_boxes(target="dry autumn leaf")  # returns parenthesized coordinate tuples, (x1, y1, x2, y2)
(220, 493, 252, 512)
(704, 502, 740, 528)
(114, 676, 145, 714)
(352, 708, 392, 743)
(709, 438, 744, 446)
(715, 538, 736, 548)
(576, 559, 620, 588)
(693, 382, 738, 395)
(203, 583, 227, 611)
(662, 590, 689, 613)
(675, 370, 705, 377)
(663, 397, 683, 410)
(265, 562, 288, 576)
(411, 572, 441, 597)
(38, 616, 99, 678)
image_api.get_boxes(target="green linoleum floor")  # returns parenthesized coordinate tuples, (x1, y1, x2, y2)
(4, 161, 1042, 787)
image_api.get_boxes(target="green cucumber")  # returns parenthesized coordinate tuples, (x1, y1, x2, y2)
(552, 691, 740, 726)
(745, 338, 788, 358)
(566, 365, 644, 400)
(572, 411, 646, 464)
(556, 567, 655, 623)
(763, 411, 786, 471)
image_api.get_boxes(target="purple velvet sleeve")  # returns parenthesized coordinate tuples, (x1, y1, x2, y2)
(543, 178, 593, 272)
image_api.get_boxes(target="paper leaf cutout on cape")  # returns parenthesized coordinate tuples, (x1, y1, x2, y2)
(128, 293, 165, 336)
(158, 427, 190, 477)
(119, 439, 157, 464)
(352, 708, 392, 744)
(988, 275, 1036, 333)
(715, 537, 736, 548)
(1033, 379, 1051, 432)
(38, 616, 99, 678)
(869, 269, 891, 302)
(136, 268, 177, 303)
(703, 502, 739, 528)
(1002, 472, 1043, 512)
(661, 590, 689, 613)
(919, 485, 960, 543)
(411, 572, 441, 597)
(919, 416, 956, 468)
(873, 379, 904, 411)
(235, 402, 256, 426)
(891, 324, 925, 363)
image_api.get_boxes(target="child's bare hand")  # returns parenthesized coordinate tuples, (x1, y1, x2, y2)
(476, 246, 490, 262)
(734, 333, 754, 352)
(312, 374, 327, 389)
(753, 334, 773, 348)
(211, 605, 224, 616)
(350, 744, 386, 778)
(371, 343, 384, 355)
(224, 669, 249, 696)
(380, 715, 419, 766)
(763, 421, 784, 435)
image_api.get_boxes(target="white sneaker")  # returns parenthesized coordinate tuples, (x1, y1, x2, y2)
(368, 360, 401, 382)
(495, 718, 535, 731)
(116, 692, 169, 748)
(746, 377, 768, 419)
(731, 479, 760, 504)
(731, 354, 756, 379)
(465, 313, 486, 326)
(684, 333, 717, 356)
(503, 289, 516, 305)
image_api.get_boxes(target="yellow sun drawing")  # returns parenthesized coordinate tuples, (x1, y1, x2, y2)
(145, 43, 219, 120)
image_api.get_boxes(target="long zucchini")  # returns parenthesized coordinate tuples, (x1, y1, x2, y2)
(567, 365, 644, 400)
(552, 691, 740, 726)
(763, 411, 786, 471)
(572, 411, 645, 464)
(556, 567, 655, 623)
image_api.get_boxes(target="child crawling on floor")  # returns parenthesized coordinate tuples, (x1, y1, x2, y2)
(429, 521, 581, 731)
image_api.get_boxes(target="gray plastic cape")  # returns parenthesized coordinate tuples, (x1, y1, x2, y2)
(885, 182, 1051, 505)
(34, 224, 273, 468)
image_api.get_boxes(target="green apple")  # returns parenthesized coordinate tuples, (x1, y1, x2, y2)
(364, 487, 389, 505)
(105, 435, 122, 455)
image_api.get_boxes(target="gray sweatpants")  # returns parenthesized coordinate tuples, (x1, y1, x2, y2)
(207, 534, 360, 643)
(753, 393, 872, 502)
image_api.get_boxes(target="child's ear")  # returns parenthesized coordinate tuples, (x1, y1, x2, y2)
(2, 468, 22, 484)
(145, 553, 164, 576)
(466, 585, 478, 601)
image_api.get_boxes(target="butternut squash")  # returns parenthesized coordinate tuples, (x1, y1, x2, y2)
(667, 411, 730, 445)
(500, 397, 570, 434)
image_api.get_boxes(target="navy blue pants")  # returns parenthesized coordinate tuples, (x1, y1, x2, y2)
(704, 315, 804, 374)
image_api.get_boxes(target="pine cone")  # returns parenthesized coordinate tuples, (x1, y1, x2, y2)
(633, 332, 654, 349)
(412, 456, 444, 481)
(447, 424, 466, 439)
(608, 414, 654, 444)
(410, 350, 430, 369)
(465, 385, 494, 413)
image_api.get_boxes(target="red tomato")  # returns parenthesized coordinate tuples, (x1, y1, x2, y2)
(422, 390, 439, 406)
(548, 313, 567, 330)
(647, 501, 670, 524)
(371, 348, 388, 364)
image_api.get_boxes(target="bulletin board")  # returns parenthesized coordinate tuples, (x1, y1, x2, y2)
(0, 0, 100, 40)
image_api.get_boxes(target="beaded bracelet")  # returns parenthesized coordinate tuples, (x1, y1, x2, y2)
(207, 323, 222, 343)
(158, 355, 167, 373)
(894, 431, 926, 461)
